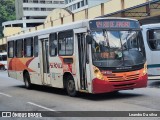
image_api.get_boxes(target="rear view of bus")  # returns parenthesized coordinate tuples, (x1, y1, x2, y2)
(0, 52, 7, 70)
(87, 18, 147, 93)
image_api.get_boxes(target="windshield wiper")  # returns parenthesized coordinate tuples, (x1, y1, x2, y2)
(119, 31, 125, 66)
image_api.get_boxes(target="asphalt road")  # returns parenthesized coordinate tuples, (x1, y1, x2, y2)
(0, 71, 160, 120)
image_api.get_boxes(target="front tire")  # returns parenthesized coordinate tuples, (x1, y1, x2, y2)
(24, 72, 32, 89)
(66, 77, 77, 97)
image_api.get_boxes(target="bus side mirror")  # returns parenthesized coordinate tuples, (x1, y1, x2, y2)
(86, 35, 93, 44)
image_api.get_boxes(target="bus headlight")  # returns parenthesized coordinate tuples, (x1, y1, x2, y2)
(143, 63, 147, 75)
(94, 69, 104, 80)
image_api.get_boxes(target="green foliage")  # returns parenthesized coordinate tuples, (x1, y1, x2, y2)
(0, 0, 16, 23)
(0, 0, 15, 38)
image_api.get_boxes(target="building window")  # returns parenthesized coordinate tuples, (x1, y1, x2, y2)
(8, 41, 14, 58)
(53, 1, 59, 4)
(86, 0, 88, 5)
(77, 2, 80, 8)
(33, 0, 38, 3)
(45, 1, 52, 4)
(28, 0, 33, 3)
(73, 4, 76, 10)
(60, 1, 64, 4)
(5, 25, 11, 27)
(23, 0, 28, 3)
(69, 6, 72, 11)
(49, 33, 57, 56)
(29, 8, 34, 11)
(47, 8, 54, 11)
(24, 37, 33, 57)
(16, 39, 23, 58)
(23, 7, 28, 11)
(34, 36, 38, 57)
(41, 8, 46, 11)
(34, 8, 40, 11)
(40, 0, 45, 4)
(0, 55, 7, 61)
(65, 0, 68, 4)
(26, 23, 42, 27)
(81, 0, 84, 7)
(12, 24, 23, 27)
(147, 29, 160, 50)
(58, 30, 73, 56)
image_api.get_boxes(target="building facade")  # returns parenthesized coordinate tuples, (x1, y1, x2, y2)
(65, 0, 109, 13)
(2, 0, 65, 36)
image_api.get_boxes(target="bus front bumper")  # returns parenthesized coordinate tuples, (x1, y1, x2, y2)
(92, 74, 148, 94)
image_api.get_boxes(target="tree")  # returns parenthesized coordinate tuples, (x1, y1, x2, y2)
(0, 0, 16, 38)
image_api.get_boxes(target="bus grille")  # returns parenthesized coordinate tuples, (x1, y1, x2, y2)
(107, 74, 139, 82)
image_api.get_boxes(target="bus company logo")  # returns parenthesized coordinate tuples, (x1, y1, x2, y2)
(50, 63, 62, 68)
(2, 112, 11, 117)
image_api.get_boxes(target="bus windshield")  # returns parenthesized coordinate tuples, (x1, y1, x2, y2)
(91, 30, 146, 68)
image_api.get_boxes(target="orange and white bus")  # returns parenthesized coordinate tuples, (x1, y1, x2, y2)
(7, 17, 147, 96)
(0, 52, 7, 70)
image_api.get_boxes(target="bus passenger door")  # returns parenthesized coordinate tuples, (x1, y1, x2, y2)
(40, 38, 51, 85)
(76, 32, 91, 92)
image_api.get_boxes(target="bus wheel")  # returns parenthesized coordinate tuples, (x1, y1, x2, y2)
(24, 72, 32, 89)
(66, 77, 77, 97)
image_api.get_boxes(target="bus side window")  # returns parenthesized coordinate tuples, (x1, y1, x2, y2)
(34, 36, 38, 57)
(24, 37, 33, 57)
(148, 30, 160, 50)
(2, 55, 7, 61)
(16, 39, 23, 58)
(66, 37, 73, 55)
(148, 30, 155, 49)
(8, 41, 14, 58)
(14, 41, 17, 57)
(58, 30, 73, 56)
(49, 33, 57, 56)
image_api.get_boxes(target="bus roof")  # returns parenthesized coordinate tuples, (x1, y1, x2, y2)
(7, 17, 139, 41)
(141, 23, 160, 29)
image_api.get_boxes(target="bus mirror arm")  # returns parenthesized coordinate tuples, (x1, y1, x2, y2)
(86, 35, 93, 44)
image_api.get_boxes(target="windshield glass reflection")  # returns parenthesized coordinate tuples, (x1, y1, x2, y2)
(91, 30, 146, 67)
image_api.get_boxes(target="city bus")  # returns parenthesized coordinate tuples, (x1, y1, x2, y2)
(7, 17, 147, 96)
(141, 23, 160, 76)
(0, 52, 7, 70)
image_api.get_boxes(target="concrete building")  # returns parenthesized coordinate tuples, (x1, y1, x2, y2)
(65, 0, 109, 13)
(16, 0, 65, 20)
(2, 0, 65, 37)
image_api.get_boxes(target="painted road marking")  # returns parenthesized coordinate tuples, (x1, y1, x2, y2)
(27, 102, 56, 111)
(0, 92, 12, 97)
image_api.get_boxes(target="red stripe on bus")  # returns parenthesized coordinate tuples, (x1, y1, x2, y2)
(26, 58, 35, 67)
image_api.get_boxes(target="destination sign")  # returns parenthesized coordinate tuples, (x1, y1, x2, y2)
(89, 19, 140, 29)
